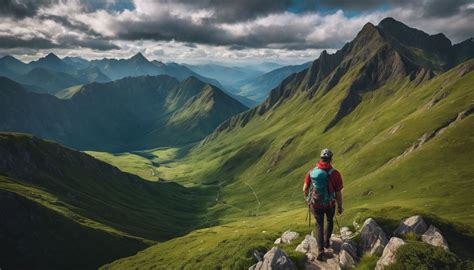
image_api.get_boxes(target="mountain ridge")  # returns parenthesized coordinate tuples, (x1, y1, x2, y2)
(201, 18, 474, 143)
(0, 75, 247, 151)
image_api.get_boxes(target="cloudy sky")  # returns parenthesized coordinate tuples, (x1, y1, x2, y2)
(1, 0, 473, 64)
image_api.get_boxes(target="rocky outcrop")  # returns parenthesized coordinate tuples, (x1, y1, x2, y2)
(393, 215, 428, 236)
(359, 218, 389, 255)
(340, 227, 353, 239)
(375, 237, 406, 270)
(277, 215, 452, 269)
(295, 235, 318, 255)
(280, 230, 300, 244)
(421, 225, 449, 251)
(339, 249, 356, 268)
(250, 247, 297, 270)
(341, 241, 358, 260)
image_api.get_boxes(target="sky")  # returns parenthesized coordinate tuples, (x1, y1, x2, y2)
(0, 0, 473, 65)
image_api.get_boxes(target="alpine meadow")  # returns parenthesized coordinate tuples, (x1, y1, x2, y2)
(0, 1, 473, 270)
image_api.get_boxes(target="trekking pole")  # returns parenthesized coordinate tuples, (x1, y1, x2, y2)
(334, 213, 345, 243)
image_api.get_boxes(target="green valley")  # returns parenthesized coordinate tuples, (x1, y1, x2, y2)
(98, 18, 474, 269)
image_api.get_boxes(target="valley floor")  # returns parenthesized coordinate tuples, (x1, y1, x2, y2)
(91, 140, 474, 269)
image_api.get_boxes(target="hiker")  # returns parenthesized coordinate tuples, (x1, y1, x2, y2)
(303, 148, 344, 261)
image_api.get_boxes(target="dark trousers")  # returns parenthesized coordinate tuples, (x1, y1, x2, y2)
(312, 205, 335, 251)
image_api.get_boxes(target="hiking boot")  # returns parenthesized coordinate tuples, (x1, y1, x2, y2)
(316, 250, 325, 261)
(324, 240, 330, 249)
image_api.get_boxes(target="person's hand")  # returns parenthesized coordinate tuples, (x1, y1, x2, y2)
(337, 206, 344, 214)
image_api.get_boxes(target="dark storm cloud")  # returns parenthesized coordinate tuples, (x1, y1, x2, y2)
(0, 35, 119, 50)
(0, 36, 58, 48)
(57, 35, 120, 50)
(112, 9, 342, 49)
(317, 0, 471, 18)
(0, 0, 54, 18)
(39, 14, 102, 37)
(1, 0, 472, 55)
(166, 0, 293, 22)
(0, 0, 133, 18)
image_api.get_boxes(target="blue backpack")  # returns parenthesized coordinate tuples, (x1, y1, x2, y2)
(307, 168, 335, 206)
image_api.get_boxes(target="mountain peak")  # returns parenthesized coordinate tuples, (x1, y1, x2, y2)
(45, 52, 61, 61)
(0, 55, 23, 64)
(130, 52, 148, 62)
(378, 17, 452, 49)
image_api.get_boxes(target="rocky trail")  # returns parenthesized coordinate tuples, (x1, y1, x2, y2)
(249, 215, 451, 270)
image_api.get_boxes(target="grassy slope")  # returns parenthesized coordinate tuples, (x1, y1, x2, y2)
(103, 60, 474, 269)
(0, 181, 148, 270)
(0, 133, 220, 269)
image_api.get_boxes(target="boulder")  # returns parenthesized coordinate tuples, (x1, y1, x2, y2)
(421, 225, 449, 251)
(393, 215, 428, 236)
(339, 249, 356, 268)
(340, 226, 353, 238)
(281, 230, 300, 244)
(295, 235, 318, 255)
(274, 238, 282, 244)
(341, 241, 358, 260)
(359, 218, 388, 256)
(330, 234, 343, 252)
(375, 237, 405, 270)
(254, 247, 297, 270)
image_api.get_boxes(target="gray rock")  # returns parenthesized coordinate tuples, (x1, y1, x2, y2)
(422, 225, 449, 251)
(253, 250, 264, 262)
(393, 215, 428, 236)
(295, 235, 319, 255)
(281, 230, 300, 244)
(375, 237, 405, 270)
(341, 241, 358, 260)
(254, 247, 297, 270)
(340, 227, 353, 238)
(339, 249, 356, 268)
(359, 218, 388, 256)
(330, 234, 343, 252)
(274, 238, 282, 244)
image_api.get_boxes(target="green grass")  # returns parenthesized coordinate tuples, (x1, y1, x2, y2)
(0, 133, 219, 269)
(354, 254, 380, 270)
(385, 241, 474, 270)
(102, 60, 474, 268)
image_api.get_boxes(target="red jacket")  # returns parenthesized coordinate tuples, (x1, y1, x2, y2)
(304, 160, 343, 209)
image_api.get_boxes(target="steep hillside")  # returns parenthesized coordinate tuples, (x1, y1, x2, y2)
(0, 75, 247, 151)
(102, 18, 474, 269)
(190, 18, 474, 224)
(0, 132, 214, 269)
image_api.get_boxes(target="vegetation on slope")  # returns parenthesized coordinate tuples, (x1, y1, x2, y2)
(0, 133, 218, 269)
(0, 75, 247, 151)
(102, 18, 474, 269)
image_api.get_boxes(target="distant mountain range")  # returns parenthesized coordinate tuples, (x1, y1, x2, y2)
(235, 61, 311, 102)
(0, 75, 247, 151)
(0, 52, 259, 107)
(185, 61, 312, 104)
